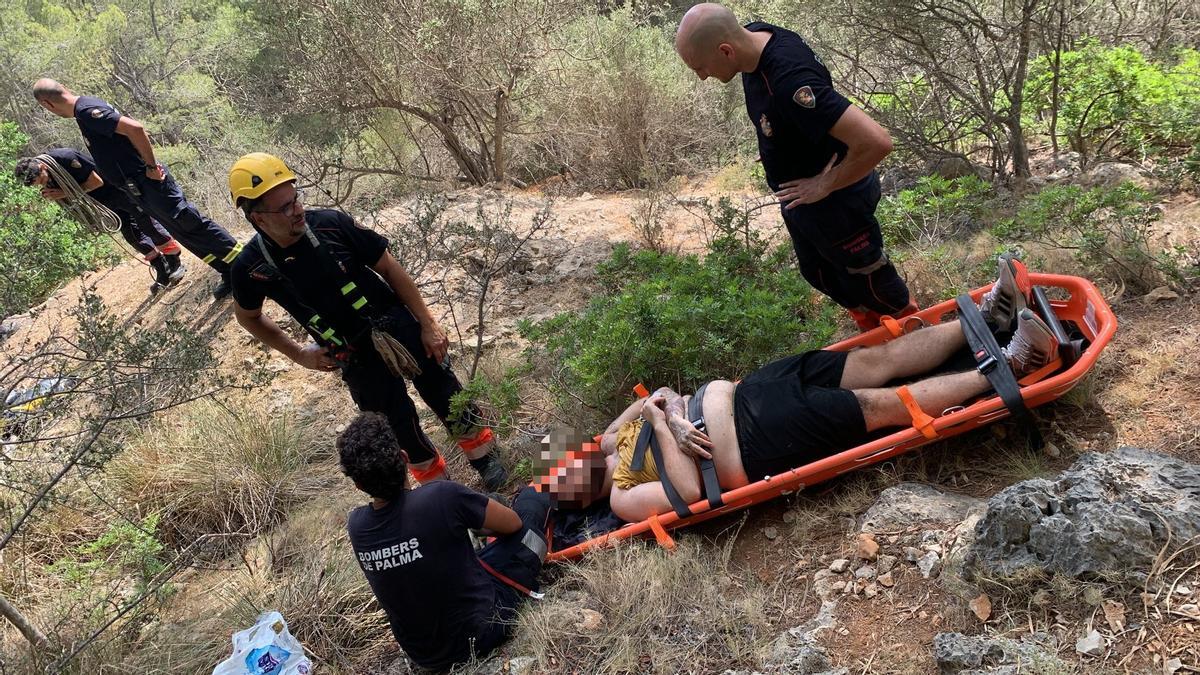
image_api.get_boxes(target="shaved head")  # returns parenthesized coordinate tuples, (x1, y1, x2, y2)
(32, 78, 69, 102)
(676, 3, 741, 58)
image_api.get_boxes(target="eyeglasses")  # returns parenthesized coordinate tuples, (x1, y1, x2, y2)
(255, 189, 305, 216)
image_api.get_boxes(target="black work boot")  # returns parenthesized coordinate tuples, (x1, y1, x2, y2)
(163, 253, 186, 285)
(150, 255, 171, 289)
(212, 272, 233, 301)
(469, 453, 509, 491)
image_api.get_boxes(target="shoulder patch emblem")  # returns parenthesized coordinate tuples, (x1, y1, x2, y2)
(793, 86, 816, 109)
(89, 108, 105, 118)
(759, 113, 773, 137)
(70, 159, 82, 169)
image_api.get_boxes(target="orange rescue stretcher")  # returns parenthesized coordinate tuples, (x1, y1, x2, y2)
(544, 272, 1117, 562)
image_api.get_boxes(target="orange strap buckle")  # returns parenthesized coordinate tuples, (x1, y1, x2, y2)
(647, 514, 677, 550)
(881, 314, 929, 338)
(896, 385, 938, 440)
(633, 383, 650, 398)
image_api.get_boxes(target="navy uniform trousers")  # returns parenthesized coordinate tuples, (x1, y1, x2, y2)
(92, 185, 173, 256)
(781, 172, 912, 316)
(121, 165, 241, 273)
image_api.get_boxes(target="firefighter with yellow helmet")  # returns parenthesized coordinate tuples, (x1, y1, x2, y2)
(227, 153, 508, 489)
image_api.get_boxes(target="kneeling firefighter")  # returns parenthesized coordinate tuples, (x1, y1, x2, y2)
(227, 153, 508, 489)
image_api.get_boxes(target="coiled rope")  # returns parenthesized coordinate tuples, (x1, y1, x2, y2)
(35, 154, 122, 235)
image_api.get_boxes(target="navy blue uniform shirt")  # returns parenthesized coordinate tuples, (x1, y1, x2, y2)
(43, 147, 128, 204)
(742, 22, 854, 192)
(347, 481, 492, 670)
(231, 209, 399, 341)
(73, 95, 146, 184)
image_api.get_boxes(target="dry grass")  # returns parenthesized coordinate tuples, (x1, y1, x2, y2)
(511, 537, 775, 673)
(108, 400, 339, 547)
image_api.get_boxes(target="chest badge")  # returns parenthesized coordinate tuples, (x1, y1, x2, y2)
(759, 113, 773, 137)
(70, 159, 82, 169)
(89, 108, 105, 118)
(793, 86, 816, 109)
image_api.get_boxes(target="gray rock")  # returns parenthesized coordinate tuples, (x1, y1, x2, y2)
(0, 313, 30, 340)
(1075, 629, 1105, 656)
(812, 569, 840, 600)
(1082, 161, 1149, 188)
(828, 558, 850, 574)
(904, 546, 923, 562)
(854, 565, 876, 580)
(933, 632, 1067, 674)
(763, 625, 836, 674)
(861, 483, 985, 532)
(876, 554, 898, 575)
(918, 551, 942, 579)
(1052, 151, 1081, 172)
(928, 156, 978, 180)
(969, 448, 1200, 582)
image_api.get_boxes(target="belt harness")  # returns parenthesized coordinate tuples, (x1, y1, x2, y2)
(629, 382, 725, 518)
(955, 295, 1045, 450)
(253, 227, 421, 377)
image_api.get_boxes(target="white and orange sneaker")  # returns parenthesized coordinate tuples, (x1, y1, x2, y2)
(1004, 309, 1059, 378)
(978, 255, 1032, 331)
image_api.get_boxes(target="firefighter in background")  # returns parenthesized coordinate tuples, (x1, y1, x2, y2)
(227, 153, 509, 489)
(32, 78, 240, 299)
(15, 148, 186, 291)
(675, 4, 917, 331)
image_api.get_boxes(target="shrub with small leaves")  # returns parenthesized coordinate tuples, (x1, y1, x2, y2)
(526, 200, 840, 411)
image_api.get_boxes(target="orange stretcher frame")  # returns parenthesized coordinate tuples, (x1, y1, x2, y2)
(543, 273, 1117, 562)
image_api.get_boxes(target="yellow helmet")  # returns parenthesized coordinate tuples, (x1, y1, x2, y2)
(229, 152, 296, 206)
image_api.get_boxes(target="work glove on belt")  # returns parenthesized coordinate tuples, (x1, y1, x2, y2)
(370, 327, 423, 378)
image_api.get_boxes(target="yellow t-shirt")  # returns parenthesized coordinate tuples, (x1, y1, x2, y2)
(612, 418, 660, 490)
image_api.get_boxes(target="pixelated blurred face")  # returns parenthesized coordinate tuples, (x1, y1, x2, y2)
(537, 427, 606, 509)
(545, 454, 606, 509)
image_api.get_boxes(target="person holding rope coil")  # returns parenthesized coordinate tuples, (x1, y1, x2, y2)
(14, 148, 186, 292)
(227, 152, 510, 490)
(32, 78, 241, 300)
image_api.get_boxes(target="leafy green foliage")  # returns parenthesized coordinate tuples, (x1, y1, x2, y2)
(49, 514, 167, 592)
(0, 121, 115, 316)
(993, 182, 1192, 292)
(1025, 45, 1200, 163)
(526, 198, 840, 410)
(877, 175, 994, 248)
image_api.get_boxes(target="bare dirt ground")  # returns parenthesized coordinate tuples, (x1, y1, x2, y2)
(2, 174, 1197, 673)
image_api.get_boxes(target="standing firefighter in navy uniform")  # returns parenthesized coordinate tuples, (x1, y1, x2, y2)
(675, 4, 917, 332)
(32, 78, 241, 300)
(14, 148, 186, 291)
(227, 153, 509, 489)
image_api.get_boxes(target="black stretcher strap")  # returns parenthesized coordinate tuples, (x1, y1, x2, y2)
(956, 295, 1045, 450)
(627, 382, 724, 517)
(688, 382, 724, 509)
(1030, 286, 1082, 367)
(634, 421, 691, 518)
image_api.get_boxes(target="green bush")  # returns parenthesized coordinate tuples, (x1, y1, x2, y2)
(525, 198, 840, 410)
(993, 182, 1191, 292)
(0, 121, 115, 317)
(1024, 44, 1200, 164)
(877, 175, 994, 248)
(49, 514, 167, 593)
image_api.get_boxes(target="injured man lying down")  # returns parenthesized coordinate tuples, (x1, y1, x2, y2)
(545, 257, 1059, 524)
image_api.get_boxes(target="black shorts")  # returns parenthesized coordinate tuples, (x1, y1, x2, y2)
(734, 350, 870, 481)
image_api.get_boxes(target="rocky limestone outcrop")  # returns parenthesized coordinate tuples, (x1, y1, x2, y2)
(932, 632, 1068, 674)
(969, 447, 1200, 581)
(860, 482, 985, 533)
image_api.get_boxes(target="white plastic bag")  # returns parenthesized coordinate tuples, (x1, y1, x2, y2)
(212, 611, 313, 675)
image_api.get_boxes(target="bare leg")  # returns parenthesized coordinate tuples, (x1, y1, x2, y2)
(853, 370, 991, 432)
(840, 320, 967, 390)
